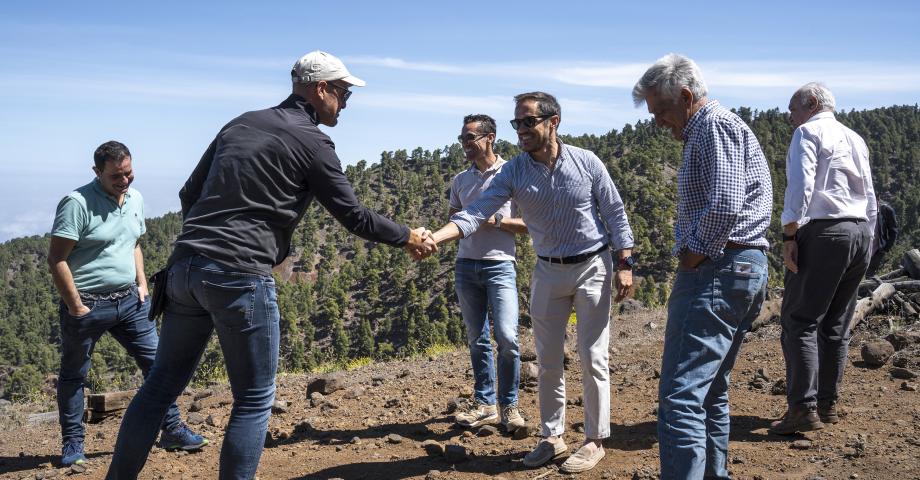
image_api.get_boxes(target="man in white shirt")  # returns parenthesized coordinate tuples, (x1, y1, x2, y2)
(771, 83, 877, 435)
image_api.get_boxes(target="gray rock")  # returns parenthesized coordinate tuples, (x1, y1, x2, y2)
(206, 414, 223, 427)
(477, 424, 499, 437)
(192, 389, 213, 401)
(886, 332, 920, 351)
(792, 439, 813, 449)
(70, 463, 87, 474)
(512, 424, 536, 440)
(771, 379, 787, 395)
(309, 391, 326, 408)
(901, 381, 918, 392)
(891, 367, 918, 379)
(444, 444, 469, 463)
(421, 439, 445, 455)
(308, 373, 344, 395)
(521, 362, 539, 384)
(861, 340, 895, 367)
(187, 412, 206, 425)
(188, 400, 203, 413)
(344, 387, 365, 400)
(386, 433, 404, 444)
(619, 298, 645, 314)
(271, 400, 288, 414)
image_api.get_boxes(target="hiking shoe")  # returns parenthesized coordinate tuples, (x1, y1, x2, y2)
(560, 443, 606, 473)
(455, 402, 498, 428)
(769, 405, 825, 435)
(501, 404, 526, 432)
(817, 399, 839, 424)
(61, 440, 87, 467)
(523, 439, 567, 468)
(158, 422, 209, 451)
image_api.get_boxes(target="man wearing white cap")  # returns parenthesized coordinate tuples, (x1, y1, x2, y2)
(107, 51, 436, 479)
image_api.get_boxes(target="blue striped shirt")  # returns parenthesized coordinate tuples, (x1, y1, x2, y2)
(676, 100, 772, 259)
(451, 143, 634, 257)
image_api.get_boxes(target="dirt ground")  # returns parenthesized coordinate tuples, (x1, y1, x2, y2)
(1, 308, 918, 480)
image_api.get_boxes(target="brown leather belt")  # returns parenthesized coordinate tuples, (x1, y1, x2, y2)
(725, 241, 764, 251)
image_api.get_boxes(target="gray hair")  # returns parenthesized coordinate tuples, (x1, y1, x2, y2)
(632, 53, 708, 107)
(794, 82, 836, 112)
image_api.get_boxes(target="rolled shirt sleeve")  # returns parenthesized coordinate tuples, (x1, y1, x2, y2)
(450, 165, 514, 238)
(589, 153, 634, 250)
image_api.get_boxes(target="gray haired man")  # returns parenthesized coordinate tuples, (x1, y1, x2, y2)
(769, 83, 876, 435)
(634, 53, 772, 480)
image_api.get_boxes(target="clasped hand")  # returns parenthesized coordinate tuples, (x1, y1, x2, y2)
(405, 227, 438, 261)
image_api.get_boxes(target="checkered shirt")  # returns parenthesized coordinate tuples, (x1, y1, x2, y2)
(674, 101, 772, 259)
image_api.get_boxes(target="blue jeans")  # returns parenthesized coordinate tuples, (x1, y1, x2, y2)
(107, 255, 279, 480)
(658, 249, 768, 480)
(58, 286, 181, 444)
(454, 259, 520, 407)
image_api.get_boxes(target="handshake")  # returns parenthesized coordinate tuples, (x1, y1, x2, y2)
(404, 227, 439, 261)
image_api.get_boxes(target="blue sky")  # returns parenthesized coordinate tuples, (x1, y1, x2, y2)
(2, 0, 919, 241)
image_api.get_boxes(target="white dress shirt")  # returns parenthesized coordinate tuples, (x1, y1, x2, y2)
(781, 111, 877, 236)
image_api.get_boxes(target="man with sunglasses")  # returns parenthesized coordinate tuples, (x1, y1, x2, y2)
(106, 50, 436, 479)
(449, 114, 529, 433)
(428, 92, 635, 474)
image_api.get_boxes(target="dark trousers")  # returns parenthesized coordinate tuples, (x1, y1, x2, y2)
(781, 219, 871, 407)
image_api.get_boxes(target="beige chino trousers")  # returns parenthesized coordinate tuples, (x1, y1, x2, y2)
(530, 249, 612, 439)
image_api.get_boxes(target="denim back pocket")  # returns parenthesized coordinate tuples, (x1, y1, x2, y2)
(201, 280, 256, 329)
(713, 259, 765, 323)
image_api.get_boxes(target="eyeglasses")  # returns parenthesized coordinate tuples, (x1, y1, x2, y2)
(457, 132, 489, 144)
(510, 114, 552, 130)
(326, 82, 352, 102)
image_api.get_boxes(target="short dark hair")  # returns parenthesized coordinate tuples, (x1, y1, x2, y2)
(463, 114, 496, 135)
(93, 141, 131, 171)
(514, 91, 561, 118)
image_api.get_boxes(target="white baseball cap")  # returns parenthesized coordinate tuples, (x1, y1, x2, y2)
(291, 50, 366, 87)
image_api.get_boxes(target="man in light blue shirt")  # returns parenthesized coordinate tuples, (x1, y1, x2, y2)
(47, 141, 206, 467)
(430, 92, 635, 474)
(449, 114, 529, 433)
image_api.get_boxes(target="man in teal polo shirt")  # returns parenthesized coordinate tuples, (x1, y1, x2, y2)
(47, 141, 207, 467)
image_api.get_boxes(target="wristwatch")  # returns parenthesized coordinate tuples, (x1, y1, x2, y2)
(494, 213, 504, 229)
(617, 256, 636, 271)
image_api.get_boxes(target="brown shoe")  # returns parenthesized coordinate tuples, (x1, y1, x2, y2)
(817, 399, 839, 424)
(769, 405, 825, 435)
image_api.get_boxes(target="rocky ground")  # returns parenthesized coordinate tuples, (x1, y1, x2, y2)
(1, 307, 918, 480)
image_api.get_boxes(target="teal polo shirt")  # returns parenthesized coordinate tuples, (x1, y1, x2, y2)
(51, 179, 146, 293)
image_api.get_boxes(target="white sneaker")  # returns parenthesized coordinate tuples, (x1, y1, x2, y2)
(523, 439, 567, 467)
(454, 403, 498, 428)
(501, 404, 526, 431)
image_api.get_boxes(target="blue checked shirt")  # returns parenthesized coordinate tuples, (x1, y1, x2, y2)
(675, 101, 772, 259)
(451, 143, 634, 257)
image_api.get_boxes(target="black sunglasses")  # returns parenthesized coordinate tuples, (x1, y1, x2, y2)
(457, 132, 489, 143)
(327, 82, 352, 102)
(510, 114, 552, 130)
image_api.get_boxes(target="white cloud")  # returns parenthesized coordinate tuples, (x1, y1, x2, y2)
(345, 55, 920, 92)
(0, 210, 52, 242)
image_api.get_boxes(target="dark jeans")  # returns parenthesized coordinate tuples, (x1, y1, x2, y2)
(659, 248, 768, 480)
(57, 286, 181, 444)
(781, 219, 871, 407)
(107, 255, 279, 480)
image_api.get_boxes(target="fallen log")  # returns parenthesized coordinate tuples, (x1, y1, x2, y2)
(851, 283, 897, 330)
(879, 267, 907, 281)
(890, 280, 920, 292)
